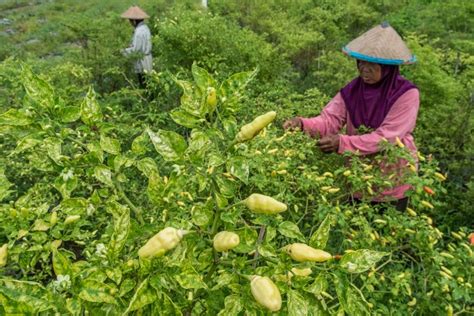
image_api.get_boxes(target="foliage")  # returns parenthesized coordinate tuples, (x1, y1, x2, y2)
(0, 0, 473, 314)
(152, 6, 288, 81)
(0, 62, 472, 315)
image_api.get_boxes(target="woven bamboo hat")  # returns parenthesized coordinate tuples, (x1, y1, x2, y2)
(342, 22, 416, 65)
(121, 6, 150, 20)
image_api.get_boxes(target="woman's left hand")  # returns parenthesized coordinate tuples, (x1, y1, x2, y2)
(318, 134, 340, 153)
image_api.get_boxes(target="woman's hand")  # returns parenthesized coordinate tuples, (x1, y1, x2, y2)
(283, 117, 303, 130)
(318, 134, 340, 153)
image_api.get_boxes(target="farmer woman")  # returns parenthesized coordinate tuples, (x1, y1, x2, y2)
(121, 6, 153, 88)
(284, 22, 418, 211)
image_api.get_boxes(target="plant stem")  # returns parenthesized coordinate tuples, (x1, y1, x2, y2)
(296, 196, 310, 225)
(226, 139, 237, 152)
(262, 256, 279, 264)
(204, 250, 219, 283)
(224, 200, 243, 211)
(252, 225, 266, 269)
(66, 136, 88, 149)
(115, 181, 144, 224)
(211, 208, 221, 236)
(203, 205, 223, 286)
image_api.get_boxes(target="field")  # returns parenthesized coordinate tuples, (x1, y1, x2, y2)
(0, 0, 472, 314)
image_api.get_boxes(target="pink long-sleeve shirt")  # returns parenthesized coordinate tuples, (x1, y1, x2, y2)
(300, 89, 420, 200)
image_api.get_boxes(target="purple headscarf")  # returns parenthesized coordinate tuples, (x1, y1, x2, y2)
(340, 62, 417, 129)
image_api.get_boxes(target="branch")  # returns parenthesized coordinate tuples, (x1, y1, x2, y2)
(252, 225, 266, 269)
(115, 181, 144, 224)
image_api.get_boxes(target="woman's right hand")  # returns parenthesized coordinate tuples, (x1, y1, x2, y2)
(283, 117, 303, 130)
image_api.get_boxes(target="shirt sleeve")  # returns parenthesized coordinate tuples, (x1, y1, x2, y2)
(124, 29, 147, 55)
(300, 92, 347, 138)
(338, 89, 420, 155)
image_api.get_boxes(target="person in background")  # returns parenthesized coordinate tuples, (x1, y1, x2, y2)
(121, 6, 152, 88)
(283, 22, 419, 211)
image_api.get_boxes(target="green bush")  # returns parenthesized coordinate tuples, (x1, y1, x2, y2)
(152, 6, 289, 81)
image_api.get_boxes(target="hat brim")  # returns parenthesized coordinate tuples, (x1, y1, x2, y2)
(121, 14, 149, 19)
(120, 6, 150, 19)
(342, 46, 416, 65)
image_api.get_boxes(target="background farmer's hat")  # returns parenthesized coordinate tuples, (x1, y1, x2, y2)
(121, 6, 150, 20)
(342, 22, 416, 65)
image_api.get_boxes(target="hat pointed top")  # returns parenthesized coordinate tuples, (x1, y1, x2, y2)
(342, 22, 416, 65)
(121, 6, 150, 20)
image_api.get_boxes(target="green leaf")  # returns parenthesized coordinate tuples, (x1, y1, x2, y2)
(43, 137, 63, 164)
(107, 202, 130, 260)
(32, 219, 50, 231)
(94, 165, 113, 187)
(12, 135, 42, 154)
(215, 191, 229, 208)
(53, 171, 78, 199)
(66, 297, 82, 315)
(287, 289, 309, 316)
(52, 249, 72, 277)
(208, 152, 226, 167)
(161, 293, 182, 315)
(211, 273, 236, 291)
(0, 108, 33, 126)
(191, 201, 213, 227)
(119, 279, 136, 297)
(78, 280, 117, 304)
(21, 67, 55, 109)
(265, 226, 277, 242)
(131, 131, 149, 155)
(222, 117, 237, 136)
(215, 175, 235, 198)
(334, 273, 369, 315)
(192, 62, 217, 93)
(147, 128, 187, 162)
(278, 221, 305, 241)
(147, 172, 163, 205)
(309, 214, 334, 249)
(334, 272, 349, 312)
(305, 274, 328, 297)
(86, 141, 104, 163)
(113, 154, 134, 173)
(175, 272, 207, 290)
(227, 156, 249, 184)
(346, 285, 370, 316)
(59, 197, 87, 215)
(125, 279, 157, 312)
(80, 87, 102, 126)
(196, 173, 208, 192)
(136, 157, 159, 177)
(100, 133, 121, 155)
(220, 206, 241, 225)
(308, 301, 329, 316)
(340, 250, 388, 274)
(218, 295, 243, 315)
(174, 79, 202, 116)
(83, 269, 107, 283)
(106, 268, 123, 285)
(257, 243, 277, 257)
(219, 68, 258, 110)
(234, 227, 258, 253)
(187, 130, 212, 161)
(0, 168, 13, 201)
(58, 106, 81, 123)
(170, 108, 204, 128)
(0, 279, 55, 314)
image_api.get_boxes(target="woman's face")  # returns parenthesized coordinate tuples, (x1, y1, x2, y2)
(357, 60, 382, 84)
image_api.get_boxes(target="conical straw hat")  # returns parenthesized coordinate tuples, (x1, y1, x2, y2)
(121, 6, 150, 20)
(342, 22, 416, 65)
